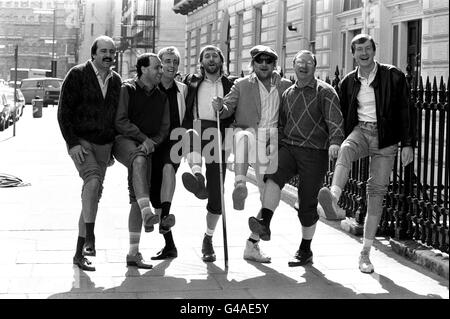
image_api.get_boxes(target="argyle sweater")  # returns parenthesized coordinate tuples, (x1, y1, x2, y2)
(278, 79, 344, 150)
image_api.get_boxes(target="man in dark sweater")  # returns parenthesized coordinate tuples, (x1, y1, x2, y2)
(58, 35, 122, 271)
(248, 50, 345, 267)
(113, 53, 170, 269)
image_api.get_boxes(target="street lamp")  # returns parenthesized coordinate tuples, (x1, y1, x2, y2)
(34, 8, 56, 77)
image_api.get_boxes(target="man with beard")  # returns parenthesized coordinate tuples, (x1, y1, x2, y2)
(149, 46, 188, 260)
(211, 45, 292, 263)
(113, 53, 170, 268)
(318, 34, 414, 273)
(181, 45, 235, 262)
(248, 50, 345, 267)
(58, 35, 122, 271)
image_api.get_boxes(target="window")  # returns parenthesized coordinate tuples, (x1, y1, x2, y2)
(341, 32, 346, 69)
(392, 25, 398, 66)
(91, 3, 94, 17)
(254, 6, 262, 45)
(195, 28, 201, 60)
(343, 0, 362, 11)
(186, 31, 191, 72)
(91, 23, 94, 36)
(236, 12, 243, 73)
(207, 23, 213, 44)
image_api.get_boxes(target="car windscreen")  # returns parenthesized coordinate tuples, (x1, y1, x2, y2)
(20, 81, 36, 88)
(45, 80, 61, 88)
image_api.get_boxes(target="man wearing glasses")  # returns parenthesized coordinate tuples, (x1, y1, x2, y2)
(247, 50, 344, 266)
(212, 45, 291, 263)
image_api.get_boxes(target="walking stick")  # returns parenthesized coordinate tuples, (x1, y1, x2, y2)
(216, 89, 229, 269)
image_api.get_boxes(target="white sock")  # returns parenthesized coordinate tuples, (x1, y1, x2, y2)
(235, 175, 246, 184)
(129, 232, 141, 255)
(137, 197, 153, 220)
(330, 185, 342, 201)
(192, 165, 202, 175)
(205, 228, 214, 237)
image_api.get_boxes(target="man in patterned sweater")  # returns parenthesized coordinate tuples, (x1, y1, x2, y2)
(58, 36, 122, 271)
(248, 50, 345, 267)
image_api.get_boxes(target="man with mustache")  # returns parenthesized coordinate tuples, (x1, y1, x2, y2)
(149, 46, 187, 260)
(318, 34, 415, 273)
(58, 35, 122, 271)
(113, 53, 170, 269)
(211, 45, 292, 263)
(182, 45, 235, 262)
(248, 50, 345, 267)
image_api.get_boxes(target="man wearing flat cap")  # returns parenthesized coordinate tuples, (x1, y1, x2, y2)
(212, 45, 291, 263)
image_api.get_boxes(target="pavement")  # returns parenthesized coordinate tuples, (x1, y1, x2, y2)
(0, 105, 448, 302)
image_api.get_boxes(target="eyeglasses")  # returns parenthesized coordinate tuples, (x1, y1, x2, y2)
(254, 56, 275, 64)
(295, 59, 315, 66)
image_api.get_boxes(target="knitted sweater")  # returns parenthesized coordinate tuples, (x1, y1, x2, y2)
(279, 78, 344, 150)
(57, 61, 122, 148)
(115, 78, 170, 145)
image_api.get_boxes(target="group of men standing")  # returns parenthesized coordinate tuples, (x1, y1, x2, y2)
(57, 33, 415, 275)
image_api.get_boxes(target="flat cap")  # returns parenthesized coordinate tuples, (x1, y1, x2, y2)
(250, 45, 278, 60)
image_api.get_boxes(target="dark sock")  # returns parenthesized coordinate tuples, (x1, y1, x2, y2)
(248, 237, 258, 244)
(163, 231, 175, 249)
(85, 222, 95, 240)
(75, 236, 85, 258)
(161, 202, 171, 220)
(260, 208, 273, 227)
(300, 239, 312, 252)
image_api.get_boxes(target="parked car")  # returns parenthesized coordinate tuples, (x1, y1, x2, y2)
(20, 77, 63, 107)
(0, 92, 12, 131)
(0, 86, 25, 123)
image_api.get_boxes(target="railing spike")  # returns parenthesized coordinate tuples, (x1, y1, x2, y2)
(432, 76, 438, 103)
(425, 76, 431, 103)
(438, 76, 446, 104)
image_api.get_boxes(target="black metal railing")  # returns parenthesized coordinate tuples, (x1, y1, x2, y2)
(288, 67, 449, 254)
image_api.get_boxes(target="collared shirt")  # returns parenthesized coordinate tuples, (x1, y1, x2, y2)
(356, 62, 378, 122)
(256, 76, 279, 129)
(197, 75, 224, 121)
(279, 78, 344, 150)
(90, 60, 113, 98)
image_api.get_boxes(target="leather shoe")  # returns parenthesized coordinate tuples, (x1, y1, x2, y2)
(201, 235, 216, 262)
(82, 237, 96, 256)
(126, 252, 153, 269)
(144, 214, 159, 233)
(248, 217, 271, 241)
(159, 214, 175, 234)
(73, 255, 95, 271)
(151, 246, 178, 260)
(182, 172, 208, 199)
(288, 250, 313, 267)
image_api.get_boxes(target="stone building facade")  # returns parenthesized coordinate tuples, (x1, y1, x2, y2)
(173, 0, 448, 82)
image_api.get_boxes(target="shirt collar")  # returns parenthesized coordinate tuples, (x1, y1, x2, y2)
(159, 81, 180, 93)
(295, 77, 316, 89)
(204, 74, 222, 84)
(89, 60, 111, 78)
(357, 61, 378, 80)
(136, 78, 156, 93)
